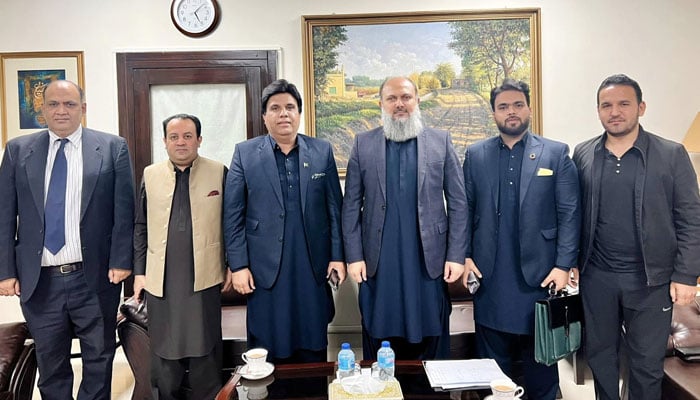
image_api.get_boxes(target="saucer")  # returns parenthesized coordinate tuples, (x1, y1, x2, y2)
(240, 362, 274, 380)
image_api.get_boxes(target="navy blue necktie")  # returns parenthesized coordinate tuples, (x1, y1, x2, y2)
(45, 138, 68, 255)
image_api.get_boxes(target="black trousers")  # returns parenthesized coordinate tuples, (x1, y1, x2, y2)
(581, 266, 672, 400)
(22, 267, 119, 400)
(475, 324, 559, 400)
(151, 342, 222, 400)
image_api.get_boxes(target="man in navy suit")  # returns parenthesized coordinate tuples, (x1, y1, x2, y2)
(0, 80, 135, 399)
(224, 79, 344, 363)
(462, 79, 580, 399)
(342, 77, 467, 360)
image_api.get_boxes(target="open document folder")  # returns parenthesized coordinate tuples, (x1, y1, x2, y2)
(423, 359, 509, 390)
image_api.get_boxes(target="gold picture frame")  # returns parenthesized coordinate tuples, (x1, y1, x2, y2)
(302, 9, 541, 174)
(1, 51, 85, 146)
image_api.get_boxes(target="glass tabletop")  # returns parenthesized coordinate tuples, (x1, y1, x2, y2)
(216, 360, 488, 400)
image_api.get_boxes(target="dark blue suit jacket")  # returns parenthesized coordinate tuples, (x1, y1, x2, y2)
(224, 134, 343, 289)
(463, 134, 580, 286)
(342, 127, 467, 279)
(0, 128, 135, 301)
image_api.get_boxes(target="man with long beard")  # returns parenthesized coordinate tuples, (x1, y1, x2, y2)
(343, 76, 467, 360)
(461, 79, 580, 399)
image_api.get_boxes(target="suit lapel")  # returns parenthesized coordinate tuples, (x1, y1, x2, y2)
(25, 131, 50, 220)
(590, 140, 604, 229)
(81, 129, 103, 220)
(484, 137, 500, 211)
(519, 134, 543, 207)
(372, 130, 387, 202)
(417, 129, 427, 192)
(298, 135, 310, 215)
(259, 136, 284, 208)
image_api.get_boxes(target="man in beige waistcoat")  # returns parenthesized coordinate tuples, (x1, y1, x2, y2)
(133, 113, 230, 399)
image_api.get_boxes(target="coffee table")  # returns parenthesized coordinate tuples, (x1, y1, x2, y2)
(216, 360, 487, 399)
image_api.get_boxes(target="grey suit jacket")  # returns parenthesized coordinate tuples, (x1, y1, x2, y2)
(0, 128, 135, 301)
(342, 127, 467, 279)
(464, 133, 580, 286)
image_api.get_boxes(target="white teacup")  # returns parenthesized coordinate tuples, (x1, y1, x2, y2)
(241, 348, 268, 373)
(489, 378, 524, 399)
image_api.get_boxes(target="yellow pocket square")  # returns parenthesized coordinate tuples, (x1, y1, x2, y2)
(537, 168, 554, 176)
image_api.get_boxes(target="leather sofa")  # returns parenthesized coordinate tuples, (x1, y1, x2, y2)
(0, 322, 37, 400)
(663, 297, 700, 400)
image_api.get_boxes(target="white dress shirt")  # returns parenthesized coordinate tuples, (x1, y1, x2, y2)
(41, 128, 83, 266)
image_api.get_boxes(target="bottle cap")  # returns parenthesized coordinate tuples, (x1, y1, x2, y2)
(341, 343, 351, 349)
(381, 341, 390, 347)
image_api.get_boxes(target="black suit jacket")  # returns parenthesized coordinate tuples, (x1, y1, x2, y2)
(573, 127, 700, 286)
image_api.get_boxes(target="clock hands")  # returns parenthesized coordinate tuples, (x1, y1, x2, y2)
(193, 4, 206, 22)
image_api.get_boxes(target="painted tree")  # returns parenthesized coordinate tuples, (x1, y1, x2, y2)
(312, 25, 348, 98)
(448, 19, 530, 89)
(434, 63, 456, 88)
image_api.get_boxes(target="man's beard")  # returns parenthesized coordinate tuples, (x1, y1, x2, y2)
(496, 116, 530, 137)
(382, 108, 424, 142)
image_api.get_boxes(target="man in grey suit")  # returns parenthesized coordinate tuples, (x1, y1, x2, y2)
(224, 79, 344, 363)
(0, 80, 135, 400)
(462, 79, 580, 399)
(342, 76, 467, 360)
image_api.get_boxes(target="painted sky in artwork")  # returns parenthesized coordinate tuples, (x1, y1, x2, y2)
(336, 22, 462, 80)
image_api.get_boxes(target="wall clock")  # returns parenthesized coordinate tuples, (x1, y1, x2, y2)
(171, 0, 220, 38)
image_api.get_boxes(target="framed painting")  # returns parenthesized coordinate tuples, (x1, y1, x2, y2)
(1, 51, 85, 146)
(302, 9, 541, 173)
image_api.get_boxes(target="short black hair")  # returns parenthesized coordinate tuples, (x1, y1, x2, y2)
(490, 79, 530, 111)
(261, 79, 302, 114)
(162, 114, 202, 138)
(597, 74, 643, 105)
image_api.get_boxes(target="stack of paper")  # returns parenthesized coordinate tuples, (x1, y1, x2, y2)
(422, 359, 509, 390)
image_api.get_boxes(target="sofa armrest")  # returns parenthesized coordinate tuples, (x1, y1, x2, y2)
(668, 298, 700, 356)
(9, 340, 37, 400)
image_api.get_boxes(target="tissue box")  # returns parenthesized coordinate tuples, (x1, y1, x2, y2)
(328, 381, 403, 400)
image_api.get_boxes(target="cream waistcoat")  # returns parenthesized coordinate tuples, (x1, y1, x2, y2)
(143, 156, 225, 297)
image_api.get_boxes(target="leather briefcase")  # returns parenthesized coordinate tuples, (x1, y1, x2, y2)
(535, 288, 583, 366)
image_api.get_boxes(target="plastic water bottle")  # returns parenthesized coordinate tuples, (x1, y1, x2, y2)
(376, 340, 395, 380)
(337, 342, 356, 379)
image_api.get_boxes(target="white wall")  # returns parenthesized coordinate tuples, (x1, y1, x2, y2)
(2, 0, 700, 322)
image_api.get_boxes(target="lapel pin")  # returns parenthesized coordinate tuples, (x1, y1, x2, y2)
(529, 153, 536, 160)
(303, 162, 309, 168)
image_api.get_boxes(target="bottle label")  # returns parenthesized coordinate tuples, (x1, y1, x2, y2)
(378, 356, 395, 368)
(339, 355, 355, 370)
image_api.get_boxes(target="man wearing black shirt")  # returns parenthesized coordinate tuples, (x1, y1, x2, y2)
(573, 74, 700, 400)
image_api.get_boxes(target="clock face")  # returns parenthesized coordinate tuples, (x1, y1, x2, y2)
(171, 0, 219, 37)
